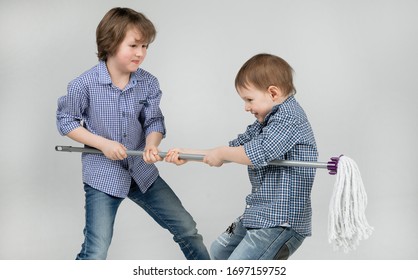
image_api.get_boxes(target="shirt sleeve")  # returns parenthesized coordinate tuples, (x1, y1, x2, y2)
(141, 76, 166, 138)
(56, 79, 88, 136)
(244, 118, 301, 167)
(229, 121, 263, 147)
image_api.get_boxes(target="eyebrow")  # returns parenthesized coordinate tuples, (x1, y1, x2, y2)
(127, 38, 147, 45)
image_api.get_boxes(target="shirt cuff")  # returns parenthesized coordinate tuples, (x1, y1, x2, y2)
(145, 121, 166, 138)
(244, 139, 268, 167)
(57, 121, 81, 136)
(229, 139, 241, 147)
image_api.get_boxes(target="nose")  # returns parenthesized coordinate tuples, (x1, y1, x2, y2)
(136, 46, 146, 57)
(244, 103, 251, 112)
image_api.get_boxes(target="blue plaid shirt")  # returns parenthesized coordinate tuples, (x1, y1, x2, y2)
(229, 96, 317, 236)
(57, 61, 166, 197)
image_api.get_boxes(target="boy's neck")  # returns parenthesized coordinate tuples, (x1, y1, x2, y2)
(106, 60, 131, 90)
(276, 94, 291, 105)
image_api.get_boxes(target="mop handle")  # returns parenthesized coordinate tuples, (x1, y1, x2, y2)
(55, 145, 339, 174)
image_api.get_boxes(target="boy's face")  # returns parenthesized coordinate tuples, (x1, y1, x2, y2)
(110, 27, 149, 74)
(237, 84, 281, 123)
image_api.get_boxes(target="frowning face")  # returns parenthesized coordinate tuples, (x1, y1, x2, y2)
(108, 27, 149, 75)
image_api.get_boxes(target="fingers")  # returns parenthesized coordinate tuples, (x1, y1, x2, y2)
(143, 147, 162, 164)
(101, 141, 127, 160)
(103, 143, 190, 166)
(165, 149, 187, 165)
(116, 147, 127, 160)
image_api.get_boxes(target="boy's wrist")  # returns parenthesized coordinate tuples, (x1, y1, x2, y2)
(145, 132, 163, 147)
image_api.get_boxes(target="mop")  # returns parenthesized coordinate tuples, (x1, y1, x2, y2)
(55, 145, 373, 252)
(327, 156, 373, 252)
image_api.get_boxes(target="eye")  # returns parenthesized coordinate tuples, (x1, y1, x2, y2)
(142, 44, 149, 49)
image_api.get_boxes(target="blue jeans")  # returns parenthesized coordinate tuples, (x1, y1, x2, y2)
(210, 219, 304, 260)
(76, 176, 210, 260)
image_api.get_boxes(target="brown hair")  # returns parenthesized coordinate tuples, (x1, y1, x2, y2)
(235, 53, 296, 96)
(96, 7, 156, 61)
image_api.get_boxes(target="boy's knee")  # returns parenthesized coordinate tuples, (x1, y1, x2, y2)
(209, 239, 228, 260)
(273, 244, 290, 260)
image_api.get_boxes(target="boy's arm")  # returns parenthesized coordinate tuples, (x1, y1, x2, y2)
(165, 146, 252, 167)
(67, 127, 127, 160)
(204, 146, 251, 167)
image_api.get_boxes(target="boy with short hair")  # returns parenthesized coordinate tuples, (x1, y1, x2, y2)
(56, 7, 209, 260)
(165, 53, 318, 259)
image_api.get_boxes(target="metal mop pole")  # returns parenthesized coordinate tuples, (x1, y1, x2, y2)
(55, 145, 340, 174)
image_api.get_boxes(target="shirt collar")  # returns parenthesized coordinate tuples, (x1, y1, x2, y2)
(262, 95, 295, 125)
(98, 60, 112, 85)
(97, 60, 143, 89)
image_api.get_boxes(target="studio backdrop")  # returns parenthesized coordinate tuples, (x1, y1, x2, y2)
(0, 0, 417, 259)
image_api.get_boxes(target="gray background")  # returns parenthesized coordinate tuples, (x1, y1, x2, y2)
(1, 0, 417, 260)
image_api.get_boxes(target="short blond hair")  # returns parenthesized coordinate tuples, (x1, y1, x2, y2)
(235, 53, 296, 96)
(96, 7, 156, 61)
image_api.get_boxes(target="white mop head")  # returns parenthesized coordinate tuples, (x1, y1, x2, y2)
(328, 156, 373, 252)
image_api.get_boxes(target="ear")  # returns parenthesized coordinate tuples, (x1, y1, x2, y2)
(267, 86, 283, 101)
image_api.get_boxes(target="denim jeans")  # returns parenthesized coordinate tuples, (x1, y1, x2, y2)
(210, 219, 304, 260)
(76, 176, 210, 260)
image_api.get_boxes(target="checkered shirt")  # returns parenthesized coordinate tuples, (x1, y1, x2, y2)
(56, 61, 165, 197)
(229, 95, 318, 236)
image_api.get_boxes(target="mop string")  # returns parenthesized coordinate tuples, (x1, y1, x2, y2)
(328, 156, 373, 252)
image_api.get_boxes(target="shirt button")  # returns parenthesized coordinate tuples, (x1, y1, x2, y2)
(246, 205, 251, 208)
